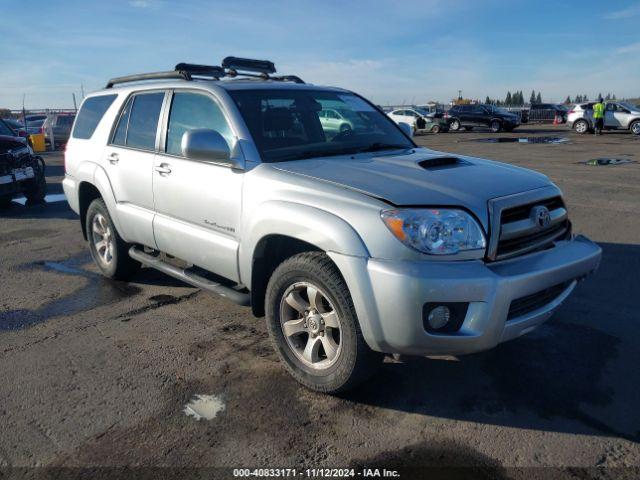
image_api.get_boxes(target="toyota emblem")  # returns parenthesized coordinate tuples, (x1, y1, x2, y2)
(531, 205, 551, 228)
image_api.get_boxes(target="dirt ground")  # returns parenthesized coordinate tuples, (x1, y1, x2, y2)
(1, 124, 639, 477)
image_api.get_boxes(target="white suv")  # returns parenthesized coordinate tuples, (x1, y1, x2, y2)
(568, 101, 640, 135)
(63, 57, 601, 393)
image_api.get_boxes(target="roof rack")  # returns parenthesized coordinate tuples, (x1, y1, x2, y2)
(105, 57, 304, 88)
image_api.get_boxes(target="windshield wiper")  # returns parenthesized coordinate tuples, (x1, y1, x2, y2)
(356, 143, 410, 153)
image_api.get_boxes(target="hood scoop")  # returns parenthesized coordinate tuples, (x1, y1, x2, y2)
(417, 156, 468, 170)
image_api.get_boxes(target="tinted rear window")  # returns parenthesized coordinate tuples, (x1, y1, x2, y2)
(124, 92, 164, 150)
(72, 95, 117, 139)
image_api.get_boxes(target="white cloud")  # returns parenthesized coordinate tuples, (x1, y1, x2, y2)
(129, 0, 159, 8)
(604, 4, 640, 19)
(615, 42, 640, 54)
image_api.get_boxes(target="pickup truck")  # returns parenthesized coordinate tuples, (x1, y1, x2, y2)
(63, 58, 602, 393)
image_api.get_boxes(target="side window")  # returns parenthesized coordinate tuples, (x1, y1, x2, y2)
(111, 96, 133, 146)
(166, 92, 233, 156)
(126, 92, 165, 150)
(72, 94, 117, 139)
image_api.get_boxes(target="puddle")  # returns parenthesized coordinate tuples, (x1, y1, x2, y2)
(583, 158, 635, 166)
(12, 193, 67, 205)
(183, 394, 225, 420)
(1, 253, 141, 330)
(470, 136, 569, 144)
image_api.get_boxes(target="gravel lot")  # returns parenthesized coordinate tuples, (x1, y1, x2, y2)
(1, 125, 639, 476)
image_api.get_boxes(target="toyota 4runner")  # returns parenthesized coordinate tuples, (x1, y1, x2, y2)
(63, 57, 601, 393)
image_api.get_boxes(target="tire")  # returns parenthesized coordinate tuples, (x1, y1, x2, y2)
(490, 120, 502, 133)
(630, 120, 640, 136)
(85, 198, 140, 280)
(339, 123, 352, 134)
(23, 157, 46, 205)
(0, 195, 12, 209)
(265, 252, 382, 393)
(449, 119, 461, 131)
(430, 124, 441, 134)
(574, 119, 589, 134)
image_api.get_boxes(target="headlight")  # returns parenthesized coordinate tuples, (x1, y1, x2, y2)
(381, 208, 486, 255)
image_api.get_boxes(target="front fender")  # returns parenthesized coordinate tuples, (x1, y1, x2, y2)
(239, 200, 369, 285)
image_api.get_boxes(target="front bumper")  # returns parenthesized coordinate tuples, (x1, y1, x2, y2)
(0, 167, 35, 195)
(331, 235, 601, 356)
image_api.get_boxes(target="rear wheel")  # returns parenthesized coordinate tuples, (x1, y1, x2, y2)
(86, 198, 140, 280)
(430, 124, 441, 134)
(449, 119, 461, 131)
(630, 120, 640, 136)
(490, 120, 502, 133)
(265, 252, 382, 393)
(574, 119, 589, 134)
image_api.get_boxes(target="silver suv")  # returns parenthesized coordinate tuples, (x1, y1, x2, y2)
(568, 101, 640, 135)
(63, 57, 602, 393)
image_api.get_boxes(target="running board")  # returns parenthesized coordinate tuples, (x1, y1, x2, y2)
(128, 247, 250, 306)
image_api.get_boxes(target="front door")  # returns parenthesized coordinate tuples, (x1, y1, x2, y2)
(103, 90, 166, 248)
(152, 90, 243, 282)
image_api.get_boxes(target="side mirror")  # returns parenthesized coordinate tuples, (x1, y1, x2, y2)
(398, 122, 413, 138)
(181, 129, 244, 169)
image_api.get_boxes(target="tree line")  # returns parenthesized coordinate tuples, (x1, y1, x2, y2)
(483, 90, 619, 106)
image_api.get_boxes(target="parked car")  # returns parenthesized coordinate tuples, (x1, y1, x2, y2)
(43, 113, 76, 148)
(387, 108, 449, 133)
(318, 108, 364, 136)
(446, 104, 520, 132)
(0, 119, 46, 208)
(568, 102, 640, 135)
(523, 104, 568, 124)
(63, 58, 601, 393)
(24, 116, 46, 136)
(2, 118, 30, 138)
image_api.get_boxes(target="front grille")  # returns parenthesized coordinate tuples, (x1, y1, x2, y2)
(494, 195, 571, 260)
(507, 281, 572, 321)
(500, 196, 564, 224)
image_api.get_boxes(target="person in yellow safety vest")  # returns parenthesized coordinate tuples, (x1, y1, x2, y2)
(593, 96, 605, 135)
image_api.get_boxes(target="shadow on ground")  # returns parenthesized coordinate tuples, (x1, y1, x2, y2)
(342, 242, 640, 443)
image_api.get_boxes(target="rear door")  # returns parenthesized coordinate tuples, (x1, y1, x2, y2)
(103, 90, 166, 248)
(152, 89, 243, 282)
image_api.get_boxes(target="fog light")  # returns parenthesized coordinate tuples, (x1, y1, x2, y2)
(427, 305, 450, 330)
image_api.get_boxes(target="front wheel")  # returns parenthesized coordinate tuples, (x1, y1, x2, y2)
(630, 121, 640, 136)
(86, 198, 140, 280)
(23, 156, 46, 205)
(0, 195, 12, 209)
(449, 119, 461, 131)
(490, 120, 502, 133)
(265, 252, 382, 393)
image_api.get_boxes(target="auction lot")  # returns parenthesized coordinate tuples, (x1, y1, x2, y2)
(1, 125, 639, 474)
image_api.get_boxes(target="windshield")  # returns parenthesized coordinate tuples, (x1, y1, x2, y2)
(228, 89, 414, 162)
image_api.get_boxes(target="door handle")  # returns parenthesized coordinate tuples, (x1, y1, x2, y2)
(108, 153, 119, 164)
(154, 163, 172, 175)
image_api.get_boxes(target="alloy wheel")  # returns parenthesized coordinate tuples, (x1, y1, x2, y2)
(279, 282, 342, 370)
(91, 213, 114, 266)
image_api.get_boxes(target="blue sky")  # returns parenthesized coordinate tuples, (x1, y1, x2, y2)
(1, 0, 638, 109)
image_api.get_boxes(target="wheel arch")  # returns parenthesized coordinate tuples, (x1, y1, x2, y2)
(77, 164, 125, 241)
(241, 201, 369, 317)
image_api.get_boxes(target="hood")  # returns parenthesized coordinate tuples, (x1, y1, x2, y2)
(272, 148, 552, 227)
(0, 135, 27, 152)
